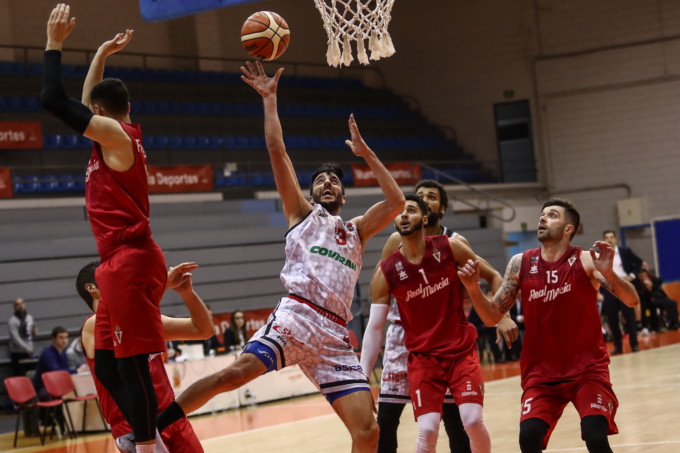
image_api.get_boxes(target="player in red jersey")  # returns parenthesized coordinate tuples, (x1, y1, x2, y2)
(458, 199, 640, 453)
(76, 261, 212, 452)
(371, 194, 503, 453)
(41, 5, 169, 451)
(361, 180, 518, 453)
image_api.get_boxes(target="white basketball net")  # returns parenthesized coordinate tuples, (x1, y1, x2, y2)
(314, 0, 396, 67)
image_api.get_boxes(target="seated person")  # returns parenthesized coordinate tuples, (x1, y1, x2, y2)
(202, 305, 225, 356)
(223, 310, 247, 351)
(34, 326, 88, 399)
(639, 268, 679, 331)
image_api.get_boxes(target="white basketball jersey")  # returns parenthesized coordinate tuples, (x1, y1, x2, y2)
(387, 228, 457, 323)
(280, 203, 362, 322)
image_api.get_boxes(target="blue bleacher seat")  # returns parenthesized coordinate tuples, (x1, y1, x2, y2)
(222, 136, 236, 149)
(44, 134, 63, 150)
(181, 136, 197, 149)
(12, 176, 24, 194)
(57, 174, 76, 192)
(208, 136, 222, 149)
(60, 135, 80, 150)
(73, 174, 86, 192)
(168, 136, 183, 149)
(24, 97, 41, 112)
(195, 136, 210, 149)
(41, 175, 59, 192)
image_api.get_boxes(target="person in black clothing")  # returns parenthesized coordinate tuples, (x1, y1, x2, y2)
(638, 266, 680, 331)
(601, 230, 642, 354)
(224, 310, 247, 351)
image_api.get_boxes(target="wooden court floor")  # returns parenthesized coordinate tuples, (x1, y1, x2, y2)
(3, 331, 679, 452)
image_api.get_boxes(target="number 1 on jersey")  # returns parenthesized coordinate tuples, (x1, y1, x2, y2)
(418, 268, 429, 284)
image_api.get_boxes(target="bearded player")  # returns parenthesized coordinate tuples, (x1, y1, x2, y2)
(458, 199, 639, 452)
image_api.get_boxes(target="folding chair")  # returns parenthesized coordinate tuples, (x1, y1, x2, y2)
(41, 370, 108, 436)
(4, 376, 64, 447)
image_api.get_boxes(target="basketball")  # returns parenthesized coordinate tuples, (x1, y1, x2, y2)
(241, 11, 290, 61)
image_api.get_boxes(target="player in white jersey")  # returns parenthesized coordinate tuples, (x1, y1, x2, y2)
(361, 180, 519, 453)
(155, 61, 405, 452)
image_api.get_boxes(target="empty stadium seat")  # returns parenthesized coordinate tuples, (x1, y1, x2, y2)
(43, 134, 63, 150)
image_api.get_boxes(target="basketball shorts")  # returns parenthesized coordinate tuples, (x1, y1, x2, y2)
(162, 416, 203, 453)
(246, 296, 370, 400)
(95, 240, 167, 358)
(407, 347, 484, 420)
(520, 378, 619, 449)
(379, 323, 457, 405)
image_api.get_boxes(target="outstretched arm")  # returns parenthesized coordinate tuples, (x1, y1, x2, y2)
(161, 263, 214, 341)
(82, 29, 133, 109)
(348, 116, 405, 246)
(360, 266, 391, 377)
(589, 241, 640, 307)
(241, 61, 310, 226)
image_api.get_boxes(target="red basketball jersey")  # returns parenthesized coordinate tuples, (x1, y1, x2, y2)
(85, 123, 152, 260)
(381, 235, 476, 358)
(519, 246, 610, 390)
(82, 315, 176, 438)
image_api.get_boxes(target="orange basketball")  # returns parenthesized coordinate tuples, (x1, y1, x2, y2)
(241, 11, 291, 61)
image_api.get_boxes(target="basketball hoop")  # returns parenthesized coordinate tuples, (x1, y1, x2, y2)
(314, 0, 396, 67)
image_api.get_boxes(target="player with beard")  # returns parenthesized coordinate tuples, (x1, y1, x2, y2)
(457, 199, 639, 453)
(371, 194, 502, 453)
(360, 180, 517, 453)
(155, 61, 404, 452)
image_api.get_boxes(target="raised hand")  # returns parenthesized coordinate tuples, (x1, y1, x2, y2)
(46, 3, 76, 49)
(345, 114, 371, 158)
(166, 262, 199, 293)
(457, 258, 481, 290)
(240, 60, 284, 98)
(590, 240, 615, 276)
(99, 29, 134, 58)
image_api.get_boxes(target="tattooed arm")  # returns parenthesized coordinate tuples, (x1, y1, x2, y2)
(587, 241, 640, 307)
(457, 245, 522, 325)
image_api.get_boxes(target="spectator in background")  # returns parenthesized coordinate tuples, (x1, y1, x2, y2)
(7, 297, 37, 376)
(33, 326, 87, 399)
(638, 264, 680, 331)
(224, 310, 247, 351)
(201, 306, 224, 356)
(601, 230, 642, 354)
(65, 335, 87, 370)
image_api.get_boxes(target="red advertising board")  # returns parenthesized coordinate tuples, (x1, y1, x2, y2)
(147, 164, 213, 193)
(0, 168, 13, 198)
(0, 122, 43, 149)
(211, 307, 274, 345)
(351, 162, 422, 186)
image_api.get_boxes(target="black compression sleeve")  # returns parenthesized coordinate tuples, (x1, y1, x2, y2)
(41, 50, 93, 135)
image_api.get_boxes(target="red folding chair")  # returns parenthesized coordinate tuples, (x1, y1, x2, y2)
(4, 376, 65, 447)
(41, 370, 108, 436)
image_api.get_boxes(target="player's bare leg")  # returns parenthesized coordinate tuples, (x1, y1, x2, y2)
(175, 353, 267, 415)
(332, 390, 379, 453)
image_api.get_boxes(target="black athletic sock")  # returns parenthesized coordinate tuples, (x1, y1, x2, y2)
(581, 415, 613, 453)
(519, 418, 549, 453)
(157, 400, 186, 434)
(442, 403, 471, 453)
(377, 402, 406, 453)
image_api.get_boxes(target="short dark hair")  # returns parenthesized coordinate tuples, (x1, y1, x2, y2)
(415, 179, 449, 212)
(90, 78, 129, 115)
(52, 326, 67, 338)
(309, 163, 345, 195)
(603, 230, 616, 238)
(404, 193, 429, 217)
(76, 261, 100, 311)
(542, 198, 580, 241)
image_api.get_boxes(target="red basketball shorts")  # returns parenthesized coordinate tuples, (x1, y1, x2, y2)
(520, 378, 619, 449)
(94, 240, 167, 358)
(162, 416, 203, 452)
(407, 347, 484, 420)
